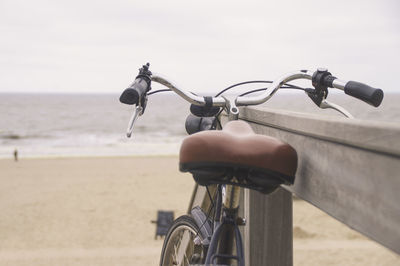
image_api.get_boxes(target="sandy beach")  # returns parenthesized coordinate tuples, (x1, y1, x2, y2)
(0, 156, 398, 266)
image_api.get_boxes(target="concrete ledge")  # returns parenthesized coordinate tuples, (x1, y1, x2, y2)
(240, 107, 400, 157)
(240, 106, 400, 254)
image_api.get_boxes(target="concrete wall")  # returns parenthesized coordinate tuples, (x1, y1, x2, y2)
(240, 106, 400, 257)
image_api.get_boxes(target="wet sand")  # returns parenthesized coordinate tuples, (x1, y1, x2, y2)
(0, 156, 398, 265)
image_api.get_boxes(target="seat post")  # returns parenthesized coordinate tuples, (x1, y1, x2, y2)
(222, 184, 241, 210)
(220, 101, 241, 213)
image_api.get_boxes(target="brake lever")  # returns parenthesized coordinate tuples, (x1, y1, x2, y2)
(320, 100, 354, 118)
(305, 87, 354, 118)
(126, 104, 144, 138)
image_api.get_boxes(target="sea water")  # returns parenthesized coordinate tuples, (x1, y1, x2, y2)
(0, 92, 399, 158)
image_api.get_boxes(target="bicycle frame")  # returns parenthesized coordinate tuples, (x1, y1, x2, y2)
(151, 70, 354, 266)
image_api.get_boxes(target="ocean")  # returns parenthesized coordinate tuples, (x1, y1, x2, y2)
(1, 92, 399, 158)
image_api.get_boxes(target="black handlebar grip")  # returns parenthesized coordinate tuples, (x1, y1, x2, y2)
(344, 81, 384, 107)
(119, 77, 150, 105)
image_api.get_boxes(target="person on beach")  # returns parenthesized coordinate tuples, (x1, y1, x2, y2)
(14, 149, 18, 162)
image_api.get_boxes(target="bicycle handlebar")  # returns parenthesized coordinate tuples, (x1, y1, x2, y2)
(152, 70, 383, 108)
(121, 64, 384, 109)
(120, 63, 384, 137)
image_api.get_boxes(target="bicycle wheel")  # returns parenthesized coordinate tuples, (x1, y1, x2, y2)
(160, 215, 206, 266)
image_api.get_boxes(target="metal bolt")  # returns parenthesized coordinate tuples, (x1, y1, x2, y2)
(236, 217, 246, 226)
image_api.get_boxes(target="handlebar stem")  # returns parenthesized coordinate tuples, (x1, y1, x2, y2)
(222, 95, 240, 120)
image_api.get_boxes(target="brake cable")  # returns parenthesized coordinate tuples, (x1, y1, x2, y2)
(215, 80, 273, 97)
(147, 89, 172, 95)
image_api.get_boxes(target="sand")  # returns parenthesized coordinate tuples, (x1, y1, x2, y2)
(0, 156, 398, 265)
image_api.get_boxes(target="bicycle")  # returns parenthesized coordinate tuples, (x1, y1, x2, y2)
(119, 63, 383, 266)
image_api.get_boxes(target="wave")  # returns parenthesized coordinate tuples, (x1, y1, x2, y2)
(0, 133, 53, 140)
(0, 134, 23, 140)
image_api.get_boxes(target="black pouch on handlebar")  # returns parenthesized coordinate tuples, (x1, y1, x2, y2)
(185, 114, 216, 135)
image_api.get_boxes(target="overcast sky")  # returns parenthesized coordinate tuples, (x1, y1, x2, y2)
(0, 0, 399, 94)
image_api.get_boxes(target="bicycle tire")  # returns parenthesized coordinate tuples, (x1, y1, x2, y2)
(160, 215, 206, 266)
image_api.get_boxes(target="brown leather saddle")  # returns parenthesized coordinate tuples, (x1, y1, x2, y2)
(179, 120, 297, 194)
